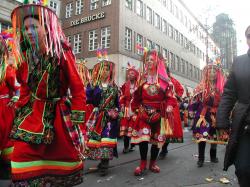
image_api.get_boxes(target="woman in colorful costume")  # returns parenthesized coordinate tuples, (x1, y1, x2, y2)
(86, 58, 119, 176)
(10, 2, 86, 186)
(159, 67, 184, 159)
(120, 63, 139, 153)
(0, 33, 19, 179)
(131, 49, 176, 176)
(190, 63, 228, 167)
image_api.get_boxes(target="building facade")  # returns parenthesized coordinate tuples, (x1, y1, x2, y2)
(0, 0, 21, 33)
(212, 13, 237, 71)
(61, 0, 220, 91)
(47, 0, 61, 17)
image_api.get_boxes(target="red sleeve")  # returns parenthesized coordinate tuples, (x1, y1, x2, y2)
(171, 77, 184, 97)
(131, 85, 142, 112)
(165, 84, 177, 108)
(15, 61, 30, 108)
(119, 83, 126, 105)
(61, 48, 86, 114)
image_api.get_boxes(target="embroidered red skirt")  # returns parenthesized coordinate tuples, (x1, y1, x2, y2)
(11, 105, 84, 186)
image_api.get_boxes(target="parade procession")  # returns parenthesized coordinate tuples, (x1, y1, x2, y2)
(0, 0, 249, 186)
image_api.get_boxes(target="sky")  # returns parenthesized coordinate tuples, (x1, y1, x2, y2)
(185, 0, 250, 55)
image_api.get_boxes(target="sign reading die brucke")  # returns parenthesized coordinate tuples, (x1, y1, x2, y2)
(70, 12, 105, 27)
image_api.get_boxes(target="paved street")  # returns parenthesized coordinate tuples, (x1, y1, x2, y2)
(79, 131, 238, 187)
(0, 131, 238, 187)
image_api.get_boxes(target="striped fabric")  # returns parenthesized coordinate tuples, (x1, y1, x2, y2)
(11, 160, 83, 175)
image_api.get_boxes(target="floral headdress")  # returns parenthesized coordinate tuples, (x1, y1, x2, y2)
(193, 59, 225, 98)
(92, 48, 115, 86)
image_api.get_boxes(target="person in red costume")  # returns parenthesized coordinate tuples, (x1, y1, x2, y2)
(0, 34, 19, 180)
(120, 63, 139, 153)
(159, 67, 184, 159)
(131, 49, 176, 176)
(10, 2, 86, 186)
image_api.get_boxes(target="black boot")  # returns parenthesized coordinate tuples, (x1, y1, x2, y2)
(159, 142, 169, 159)
(123, 136, 130, 154)
(197, 159, 204, 167)
(197, 142, 205, 167)
(129, 144, 135, 152)
(99, 159, 109, 176)
(210, 147, 219, 163)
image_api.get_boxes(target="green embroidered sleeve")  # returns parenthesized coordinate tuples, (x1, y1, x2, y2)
(71, 110, 85, 124)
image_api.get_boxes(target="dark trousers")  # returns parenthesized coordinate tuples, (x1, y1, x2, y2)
(139, 142, 159, 160)
(235, 133, 250, 187)
(198, 142, 217, 161)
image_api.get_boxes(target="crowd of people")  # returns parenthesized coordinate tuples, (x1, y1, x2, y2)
(1, 1, 250, 187)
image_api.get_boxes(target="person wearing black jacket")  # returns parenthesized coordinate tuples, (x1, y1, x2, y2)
(216, 25, 250, 187)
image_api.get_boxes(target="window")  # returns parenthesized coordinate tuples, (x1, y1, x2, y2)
(184, 37, 188, 49)
(101, 26, 111, 48)
(136, 34, 143, 55)
(146, 39, 152, 49)
(180, 10, 183, 23)
(194, 67, 198, 79)
(136, 0, 143, 16)
(181, 59, 185, 74)
(174, 5, 179, 19)
(180, 33, 184, 46)
(163, 48, 168, 60)
(162, 19, 167, 34)
(67, 36, 72, 46)
(188, 20, 192, 31)
(169, 52, 174, 69)
(125, 27, 132, 51)
(176, 56, 180, 72)
(125, 0, 132, 10)
(90, 0, 99, 10)
(146, 7, 152, 24)
(174, 29, 179, 43)
(102, 0, 111, 6)
(89, 30, 98, 51)
(170, 0, 173, 13)
(184, 16, 188, 27)
(154, 13, 160, 29)
(49, 1, 57, 12)
(65, 3, 73, 18)
(185, 61, 188, 75)
(169, 25, 173, 39)
(154, 43, 160, 52)
(75, 0, 83, 15)
(162, 0, 167, 7)
(189, 64, 193, 77)
(73, 34, 82, 54)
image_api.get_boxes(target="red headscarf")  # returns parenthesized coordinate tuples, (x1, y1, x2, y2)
(142, 49, 169, 90)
